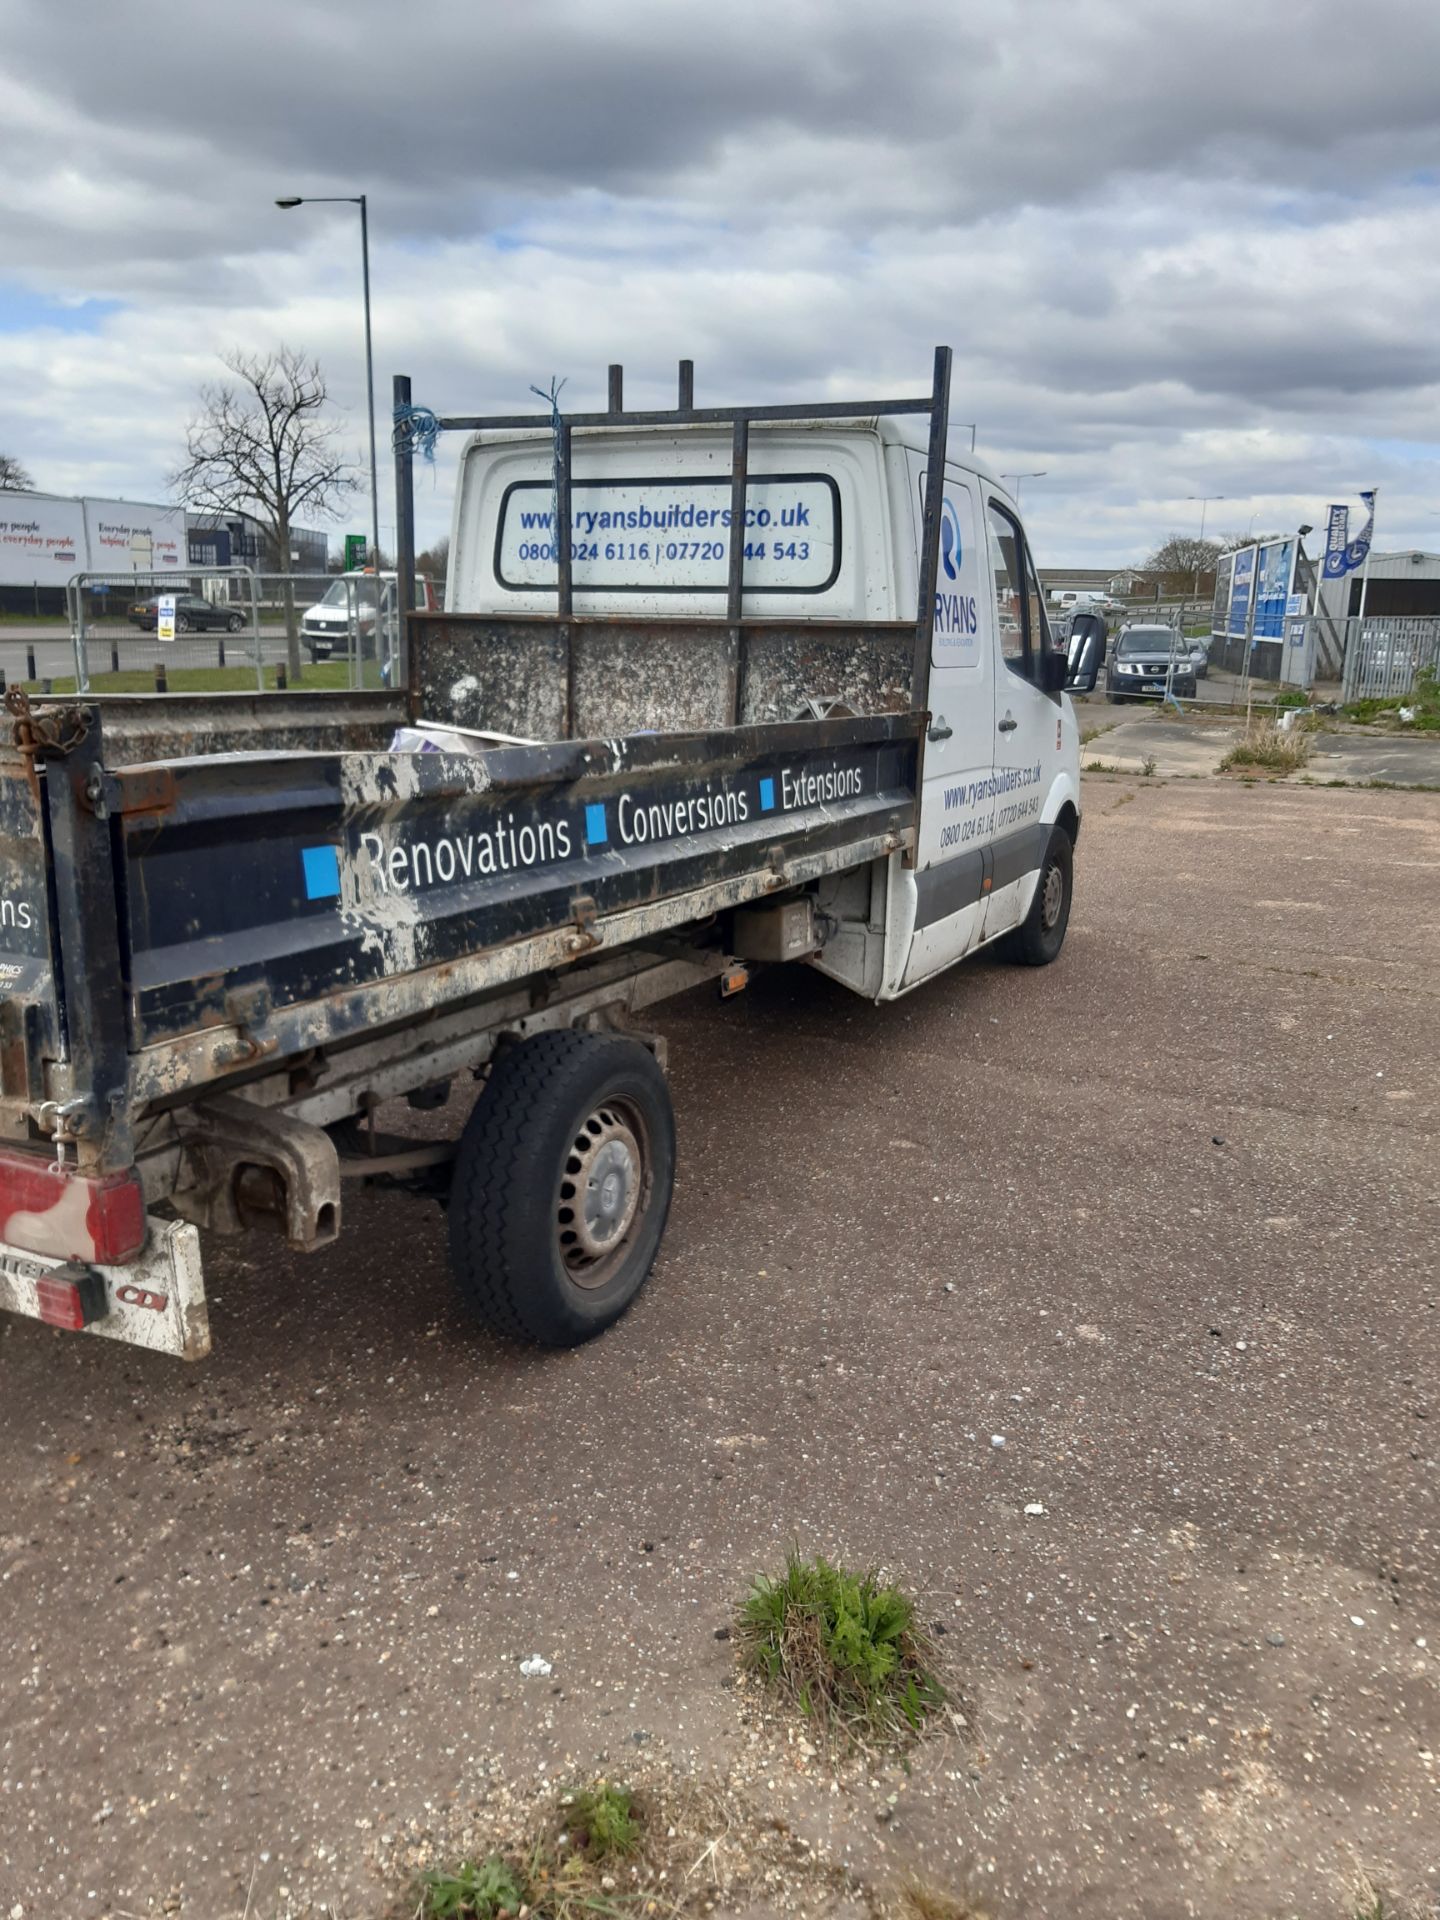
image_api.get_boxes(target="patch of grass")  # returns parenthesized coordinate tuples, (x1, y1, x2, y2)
(9, 662, 357, 697)
(1347, 1871, 1433, 1920)
(563, 1783, 640, 1862)
(1274, 688, 1309, 709)
(1140, 753, 1157, 777)
(413, 1782, 649, 1919)
(1343, 667, 1440, 732)
(898, 1882, 992, 1920)
(1083, 757, 1119, 773)
(735, 1550, 945, 1749)
(1220, 718, 1311, 774)
(1079, 720, 1116, 746)
(420, 1853, 527, 1919)
(397, 1769, 865, 1920)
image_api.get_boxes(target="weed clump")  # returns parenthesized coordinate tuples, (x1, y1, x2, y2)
(419, 1854, 526, 1919)
(413, 1781, 647, 1918)
(1345, 667, 1440, 732)
(1220, 718, 1311, 774)
(563, 1781, 640, 1861)
(899, 1882, 992, 1920)
(735, 1550, 945, 1748)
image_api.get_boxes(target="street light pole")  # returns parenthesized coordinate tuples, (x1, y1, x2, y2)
(275, 193, 381, 589)
(1187, 492, 1225, 546)
(1183, 493, 1226, 643)
(1000, 470, 1047, 505)
(358, 195, 381, 591)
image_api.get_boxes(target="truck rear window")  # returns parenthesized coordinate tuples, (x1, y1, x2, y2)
(494, 473, 840, 595)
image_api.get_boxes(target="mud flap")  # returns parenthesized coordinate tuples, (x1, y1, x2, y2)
(0, 1216, 209, 1360)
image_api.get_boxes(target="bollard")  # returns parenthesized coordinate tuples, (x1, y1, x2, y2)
(110, 641, 120, 674)
(26, 644, 36, 683)
(217, 635, 226, 669)
(154, 662, 168, 693)
(275, 663, 288, 691)
(41, 678, 52, 696)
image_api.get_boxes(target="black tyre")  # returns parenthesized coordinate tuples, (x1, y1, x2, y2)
(1001, 823, 1073, 967)
(226, 612, 244, 632)
(176, 613, 192, 633)
(447, 1031, 676, 1346)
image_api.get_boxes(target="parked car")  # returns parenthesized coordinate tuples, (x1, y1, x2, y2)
(1188, 635, 1210, 679)
(300, 571, 437, 663)
(1106, 624, 1197, 700)
(128, 592, 245, 634)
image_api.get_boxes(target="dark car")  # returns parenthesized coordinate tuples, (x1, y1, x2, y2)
(1106, 624, 1197, 701)
(128, 592, 245, 634)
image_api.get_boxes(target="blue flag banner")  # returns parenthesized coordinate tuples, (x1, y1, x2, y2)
(1322, 491, 1376, 579)
(1322, 504, 1350, 579)
(1342, 490, 1376, 573)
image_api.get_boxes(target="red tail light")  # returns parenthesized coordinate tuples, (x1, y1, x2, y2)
(0, 1148, 147, 1264)
(36, 1266, 108, 1330)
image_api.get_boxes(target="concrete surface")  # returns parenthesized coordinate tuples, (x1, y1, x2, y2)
(1, 779, 1437, 1920)
(1306, 730, 1440, 787)
(1079, 707, 1240, 778)
(1078, 700, 1440, 787)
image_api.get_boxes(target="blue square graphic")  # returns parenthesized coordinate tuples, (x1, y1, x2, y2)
(758, 777, 776, 812)
(584, 801, 609, 846)
(301, 844, 341, 900)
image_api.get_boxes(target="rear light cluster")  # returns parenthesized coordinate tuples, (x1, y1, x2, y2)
(0, 1146, 147, 1265)
(36, 1266, 108, 1330)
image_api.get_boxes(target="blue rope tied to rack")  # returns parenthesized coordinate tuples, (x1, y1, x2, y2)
(392, 402, 440, 465)
(529, 377, 567, 571)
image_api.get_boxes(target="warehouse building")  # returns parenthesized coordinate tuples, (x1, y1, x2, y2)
(1333, 549, 1440, 618)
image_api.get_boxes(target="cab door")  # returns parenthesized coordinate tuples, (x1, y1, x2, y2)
(979, 497, 1057, 942)
(900, 470, 998, 986)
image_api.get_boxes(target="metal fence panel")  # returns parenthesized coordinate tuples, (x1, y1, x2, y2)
(53, 569, 395, 695)
(1341, 618, 1440, 703)
(67, 567, 262, 692)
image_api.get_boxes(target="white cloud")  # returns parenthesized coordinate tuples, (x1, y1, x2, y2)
(0, 0, 1436, 564)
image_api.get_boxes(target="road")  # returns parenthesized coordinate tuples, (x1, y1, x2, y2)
(0, 778, 1436, 1919)
(0, 629, 332, 682)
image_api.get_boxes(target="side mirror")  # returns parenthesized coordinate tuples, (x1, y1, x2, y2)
(1039, 648, 1069, 694)
(1064, 612, 1106, 694)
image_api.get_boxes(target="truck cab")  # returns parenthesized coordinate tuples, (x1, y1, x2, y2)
(446, 414, 1089, 995)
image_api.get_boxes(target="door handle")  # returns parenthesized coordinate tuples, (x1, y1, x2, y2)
(998, 714, 1018, 733)
(927, 714, 954, 742)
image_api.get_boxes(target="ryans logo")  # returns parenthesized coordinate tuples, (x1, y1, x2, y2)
(934, 496, 978, 642)
(940, 497, 963, 580)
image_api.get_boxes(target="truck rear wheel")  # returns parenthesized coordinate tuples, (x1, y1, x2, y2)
(447, 1031, 675, 1346)
(1001, 823, 1073, 967)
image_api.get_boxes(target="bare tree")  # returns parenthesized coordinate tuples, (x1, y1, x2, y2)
(1144, 533, 1224, 595)
(0, 453, 35, 491)
(172, 347, 357, 677)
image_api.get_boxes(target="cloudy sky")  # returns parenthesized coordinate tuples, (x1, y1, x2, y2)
(1, 0, 1437, 566)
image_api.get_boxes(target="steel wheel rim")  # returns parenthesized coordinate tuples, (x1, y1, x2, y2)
(556, 1097, 651, 1289)
(1040, 861, 1065, 931)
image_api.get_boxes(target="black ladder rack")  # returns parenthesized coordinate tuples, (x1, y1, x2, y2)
(392, 345, 954, 716)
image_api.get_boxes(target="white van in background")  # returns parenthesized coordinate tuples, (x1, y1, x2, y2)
(301, 569, 437, 664)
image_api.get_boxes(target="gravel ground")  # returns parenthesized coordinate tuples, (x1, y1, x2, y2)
(1, 777, 1436, 1920)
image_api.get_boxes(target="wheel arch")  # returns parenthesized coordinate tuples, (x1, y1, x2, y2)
(1043, 769, 1081, 849)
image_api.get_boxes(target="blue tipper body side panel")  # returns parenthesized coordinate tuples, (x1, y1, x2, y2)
(108, 714, 921, 1053)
